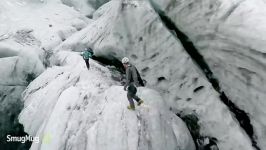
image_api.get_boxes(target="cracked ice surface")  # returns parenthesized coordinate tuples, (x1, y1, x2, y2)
(56, 1, 255, 149)
(19, 51, 195, 150)
(149, 0, 266, 148)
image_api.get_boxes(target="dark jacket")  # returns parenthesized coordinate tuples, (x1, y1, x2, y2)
(125, 64, 140, 88)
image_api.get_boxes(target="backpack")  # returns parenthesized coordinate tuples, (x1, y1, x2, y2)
(87, 48, 94, 55)
(136, 69, 146, 87)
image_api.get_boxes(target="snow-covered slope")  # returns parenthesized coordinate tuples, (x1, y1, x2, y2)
(0, 0, 90, 85)
(2, 0, 266, 149)
(56, 1, 257, 149)
(0, 0, 90, 148)
(61, 0, 110, 17)
(19, 51, 195, 150)
(0, 0, 89, 50)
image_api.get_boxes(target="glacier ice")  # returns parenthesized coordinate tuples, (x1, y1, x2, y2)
(19, 51, 195, 150)
(1, 0, 266, 150)
(55, 1, 257, 149)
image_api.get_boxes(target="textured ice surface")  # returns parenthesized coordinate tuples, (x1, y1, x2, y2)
(19, 51, 195, 150)
(150, 0, 266, 148)
(55, 1, 255, 149)
(1, 0, 266, 149)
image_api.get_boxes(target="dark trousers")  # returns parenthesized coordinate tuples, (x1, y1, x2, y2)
(84, 59, 90, 70)
(127, 84, 140, 107)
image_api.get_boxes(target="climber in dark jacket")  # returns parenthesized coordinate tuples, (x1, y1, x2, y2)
(80, 48, 94, 70)
(122, 57, 144, 110)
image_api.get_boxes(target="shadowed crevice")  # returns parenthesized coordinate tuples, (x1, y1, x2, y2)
(148, 1, 260, 150)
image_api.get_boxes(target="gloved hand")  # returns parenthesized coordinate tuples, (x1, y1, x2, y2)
(124, 85, 128, 91)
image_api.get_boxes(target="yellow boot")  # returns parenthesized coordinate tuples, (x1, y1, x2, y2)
(127, 105, 135, 110)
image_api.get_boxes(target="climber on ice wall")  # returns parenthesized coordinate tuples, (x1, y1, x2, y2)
(80, 48, 94, 70)
(122, 57, 144, 110)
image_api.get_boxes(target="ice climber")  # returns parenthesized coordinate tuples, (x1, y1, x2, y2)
(122, 57, 144, 110)
(80, 48, 94, 70)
